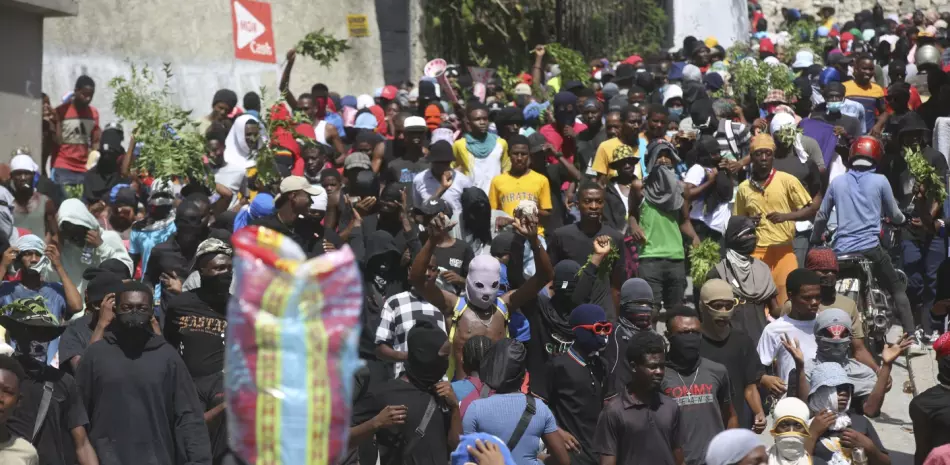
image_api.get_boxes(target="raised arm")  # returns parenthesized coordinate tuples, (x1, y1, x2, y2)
(504, 215, 553, 312)
(280, 49, 299, 109)
(409, 214, 458, 314)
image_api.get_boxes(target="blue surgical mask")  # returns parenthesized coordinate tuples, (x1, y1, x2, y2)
(666, 130, 678, 139)
(827, 101, 843, 113)
(669, 107, 684, 118)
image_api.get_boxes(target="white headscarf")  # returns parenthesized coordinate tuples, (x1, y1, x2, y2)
(10, 155, 38, 173)
(13, 235, 53, 281)
(55, 198, 133, 288)
(770, 112, 809, 163)
(223, 114, 264, 170)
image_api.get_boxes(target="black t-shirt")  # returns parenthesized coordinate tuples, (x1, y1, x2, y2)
(385, 157, 429, 190)
(8, 365, 88, 465)
(699, 331, 762, 413)
(432, 240, 474, 294)
(576, 126, 608, 178)
(814, 414, 886, 463)
(163, 291, 227, 378)
(144, 236, 190, 316)
(364, 378, 452, 465)
(537, 352, 611, 465)
(909, 385, 950, 457)
(58, 313, 94, 375)
(548, 223, 626, 319)
(524, 295, 575, 396)
(772, 153, 822, 197)
(885, 146, 949, 242)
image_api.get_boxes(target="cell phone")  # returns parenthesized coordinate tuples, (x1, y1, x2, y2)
(349, 196, 361, 203)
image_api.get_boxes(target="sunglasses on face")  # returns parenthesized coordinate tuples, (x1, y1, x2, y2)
(574, 322, 613, 335)
(707, 299, 737, 311)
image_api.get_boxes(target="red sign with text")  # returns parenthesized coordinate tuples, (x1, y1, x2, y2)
(231, 0, 276, 63)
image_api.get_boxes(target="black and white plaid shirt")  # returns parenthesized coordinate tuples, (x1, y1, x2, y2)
(374, 290, 447, 377)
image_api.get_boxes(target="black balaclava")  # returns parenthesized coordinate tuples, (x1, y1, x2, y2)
(666, 308, 702, 374)
(405, 321, 449, 390)
(546, 261, 579, 338)
(461, 187, 492, 245)
(724, 216, 758, 255)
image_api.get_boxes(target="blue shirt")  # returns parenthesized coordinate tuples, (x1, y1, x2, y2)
(452, 378, 477, 402)
(0, 281, 68, 365)
(463, 393, 558, 465)
(130, 220, 177, 278)
(814, 170, 904, 254)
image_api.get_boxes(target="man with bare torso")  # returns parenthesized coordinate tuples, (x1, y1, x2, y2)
(409, 212, 553, 380)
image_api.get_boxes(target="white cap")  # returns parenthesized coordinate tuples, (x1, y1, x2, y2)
(404, 116, 427, 130)
(309, 184, 328, 212)
(792, 50, 815, 69)
(662, 84, 684, 105)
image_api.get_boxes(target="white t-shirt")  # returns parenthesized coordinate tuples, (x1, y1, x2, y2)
(684, 164, 732, 234)
(757, 315, 818, 384)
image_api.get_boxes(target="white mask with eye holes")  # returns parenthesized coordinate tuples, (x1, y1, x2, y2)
(465, 255, 501, 310)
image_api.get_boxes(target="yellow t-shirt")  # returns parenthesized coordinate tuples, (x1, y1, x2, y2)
(734, 171, 812, 247)
(488, 170, 553, 235)
(592, 136, 646, 179)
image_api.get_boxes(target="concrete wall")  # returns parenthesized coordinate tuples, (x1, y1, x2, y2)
(42, 0, 390, 130)
(756, 0, 950, 30)
(0, 0, 75, 158)
(0, 7, 45, 158)
(672, 0, 749, 48)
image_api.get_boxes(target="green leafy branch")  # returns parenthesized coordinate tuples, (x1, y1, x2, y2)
(904, 146, 948, 204)
(109, 62, 213, 188)
(545, 43, 591, 86)
(295, 29, 351, 68)
(689, 239, 721, 289)
(577, 245, 620, 281)
(727, 60, 799, 108)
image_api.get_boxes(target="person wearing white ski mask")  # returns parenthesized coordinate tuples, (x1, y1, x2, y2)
(768, 397, 813, 465)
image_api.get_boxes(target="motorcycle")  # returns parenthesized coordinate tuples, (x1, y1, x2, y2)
(832, 223, 907, 363)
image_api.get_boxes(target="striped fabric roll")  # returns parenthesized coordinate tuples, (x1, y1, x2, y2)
(226, 226, 363, 465)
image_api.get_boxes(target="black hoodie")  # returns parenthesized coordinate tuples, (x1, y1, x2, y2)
(358, 230, 406, 358)
(75, 331, 212, 465)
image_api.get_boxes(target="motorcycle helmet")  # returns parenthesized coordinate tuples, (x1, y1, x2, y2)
(819, 67, 841, 87)
(850, 136, 884, 167)
(915, 44, 942, 66)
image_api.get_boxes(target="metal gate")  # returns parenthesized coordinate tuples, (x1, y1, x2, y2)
(556, 0, 670, 60)
(423, 0, 669, 67)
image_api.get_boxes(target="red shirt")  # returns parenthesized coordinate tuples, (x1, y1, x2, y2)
(53, 103, 100, 173)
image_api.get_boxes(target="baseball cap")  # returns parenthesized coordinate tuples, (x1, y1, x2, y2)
(527, 133, 548, 154)
(414, 197, 453, 218)
(427, 140, 456, 163)
(381, 85, 398, 101)
(490, 231, 515, 257)
(277, 176, 321, 201)
(404, 116, 427, 131)
(343, 152, 373, 171)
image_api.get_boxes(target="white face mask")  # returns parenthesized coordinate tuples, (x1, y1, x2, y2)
(775, 434, 807, 461)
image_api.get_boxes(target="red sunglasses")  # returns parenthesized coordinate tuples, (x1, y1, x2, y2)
(574, 322, 613, 335)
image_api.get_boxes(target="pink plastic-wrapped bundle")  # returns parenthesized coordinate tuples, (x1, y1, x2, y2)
(226, 226, 363, 465)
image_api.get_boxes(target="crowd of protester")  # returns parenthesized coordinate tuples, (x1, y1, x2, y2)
(6, 2, 950, 465)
